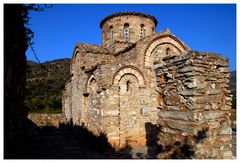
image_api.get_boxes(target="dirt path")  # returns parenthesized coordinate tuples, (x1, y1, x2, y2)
(16, 124, 237, 159)
(17, 126, 109, 159)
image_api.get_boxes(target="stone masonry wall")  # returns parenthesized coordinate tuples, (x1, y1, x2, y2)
(154, 51, 233, 159)
(28, 113, 66, 127)
(101, 14, 156, 48)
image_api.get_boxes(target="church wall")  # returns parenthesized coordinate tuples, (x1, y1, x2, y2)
(98, 55, 159, 147)
(62, 80, 72, 122)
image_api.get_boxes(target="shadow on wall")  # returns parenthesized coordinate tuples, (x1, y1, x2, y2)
(14, 118, 133, 159)
(12, 119, 209, 159)
(144, 122, 203, 159)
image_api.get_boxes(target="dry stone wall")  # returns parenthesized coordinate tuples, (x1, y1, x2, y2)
(28, 113, 66, 127)
(154, 51, 233, 159)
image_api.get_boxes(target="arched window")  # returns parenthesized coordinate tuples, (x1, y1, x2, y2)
(140, 24, 145, 38)
(124, 23, 129, 42)
(126, 80, 131, 92)
(110, 26, 114, 42)
(166, 47, 170, 55)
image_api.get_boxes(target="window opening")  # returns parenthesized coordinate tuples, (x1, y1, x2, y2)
(124, 23, 129, 42)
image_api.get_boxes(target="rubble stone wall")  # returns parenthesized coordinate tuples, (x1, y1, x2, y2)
(28, 113, 66, 127)
(154, 51, 233, 159)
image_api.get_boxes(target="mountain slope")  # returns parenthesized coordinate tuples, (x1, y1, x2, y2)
(25, 58, 71, 113)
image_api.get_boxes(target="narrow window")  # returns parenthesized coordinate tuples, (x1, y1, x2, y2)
(126, 81, 130, 92)
(124, 23, 129, 42)
(140, 24, 145, 38)
(166, 47, 170, 55)
(110, 26, 114, 42)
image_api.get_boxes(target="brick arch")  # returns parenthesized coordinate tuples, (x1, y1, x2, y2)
(157, 42, 182, 53)
(144, 34, 188, 67)
(112, 65, 145, 86)
(84, 74, 98, 94)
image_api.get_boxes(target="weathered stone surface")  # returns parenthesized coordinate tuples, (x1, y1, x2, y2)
(220, 105, 232, 110)
(219, 67, 229, 73)
(103, 110, 119, 117)
(28, 114, 66, 127)
(218, 125, 232, 135)
(166, 119, 194, 133)
(177, 66, 205, 73)
(203, 111, 226, 120)
(158, 111, 193, 121)
(154, 51, 232, 159)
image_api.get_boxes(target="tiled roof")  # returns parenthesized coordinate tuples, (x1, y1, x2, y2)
(100, 12, 158, 28)
(75, 43, 110, 54)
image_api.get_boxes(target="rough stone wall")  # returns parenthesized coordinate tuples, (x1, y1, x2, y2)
(64, 28, 193, 149)
(62, 80, 73, 121)
(64, 42, 161, 147)
(154, 51, 233, 159)
(28, 113, 66, 127)
(4, 4, 28, 158)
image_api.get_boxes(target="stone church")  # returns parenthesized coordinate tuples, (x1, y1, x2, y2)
(63, 12, 233, 158)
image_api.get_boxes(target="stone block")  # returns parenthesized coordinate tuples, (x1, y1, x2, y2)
(218, 126, 232, 135)
(218, 67, 229, 73)
(173, 54, 190, 63)
(220, 105, 232, 110)
(177, 66, 205, 73)
(179, 89, 204, 96)
(103, 110, 119, 117)
(158, 111, 193, 121)
(140, 107, 151, 116)
(163, 92, 181, 105)
(189, 94, 223, 104)
(206, 89, 221, 95)
(166, 119, 194, 133)
(153, 63, 162, 70)
(203, 111, 226, 120)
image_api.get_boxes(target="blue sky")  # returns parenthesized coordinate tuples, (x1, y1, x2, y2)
(26, 4, 236, 70)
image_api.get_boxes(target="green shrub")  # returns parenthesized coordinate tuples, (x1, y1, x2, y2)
(25, 95, 62, 114)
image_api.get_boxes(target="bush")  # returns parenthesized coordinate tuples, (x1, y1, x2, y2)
(25, 94, 62, 114)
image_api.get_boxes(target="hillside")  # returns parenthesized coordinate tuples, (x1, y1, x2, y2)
(25, 58, 71, 113)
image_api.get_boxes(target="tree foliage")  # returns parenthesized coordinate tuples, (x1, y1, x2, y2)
(22, 4, 53, 63)
(25, 59, 71, 114)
